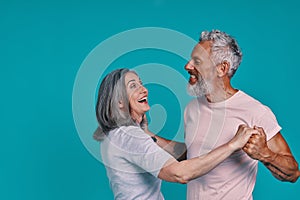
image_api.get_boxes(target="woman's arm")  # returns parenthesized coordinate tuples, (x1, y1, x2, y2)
(158, 125, 257, 183)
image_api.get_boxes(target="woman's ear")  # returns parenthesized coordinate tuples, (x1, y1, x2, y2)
(119, 100, 124, 109)
(217, 61, 230, 77)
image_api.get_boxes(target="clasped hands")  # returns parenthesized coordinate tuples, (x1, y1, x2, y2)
(237, 124, 269, 161)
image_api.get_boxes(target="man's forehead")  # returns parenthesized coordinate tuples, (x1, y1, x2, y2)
(198, 40, 212, 50)
(192, 41, 211, 58)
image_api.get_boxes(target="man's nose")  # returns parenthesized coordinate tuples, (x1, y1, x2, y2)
(185, 61, 194, 70)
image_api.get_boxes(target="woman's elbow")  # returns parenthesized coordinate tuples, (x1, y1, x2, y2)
(174, 174, 190, 184)
(159, 162, 193, 184)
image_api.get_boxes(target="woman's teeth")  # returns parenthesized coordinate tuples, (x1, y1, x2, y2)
(138, 97, 147, 103)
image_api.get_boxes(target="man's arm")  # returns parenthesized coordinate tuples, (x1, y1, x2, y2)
(141, 114, 187, 161)
(243, 126, 300, 182)
(145, 131, 187, 161)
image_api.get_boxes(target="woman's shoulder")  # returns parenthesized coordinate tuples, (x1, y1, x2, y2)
(106, 125, 154, 154)
(110, 125, 150, 140)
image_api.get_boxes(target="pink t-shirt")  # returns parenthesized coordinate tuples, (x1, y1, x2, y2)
(184, 90, 281, 200)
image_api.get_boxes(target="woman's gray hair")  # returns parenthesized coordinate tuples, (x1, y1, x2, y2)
(200, 30, 243, 78)
(94, 68, 137, 141)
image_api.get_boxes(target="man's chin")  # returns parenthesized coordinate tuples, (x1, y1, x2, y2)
(187, 83, 205, 97)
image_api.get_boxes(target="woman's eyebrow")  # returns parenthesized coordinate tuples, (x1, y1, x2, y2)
(126, 79, 136, 86)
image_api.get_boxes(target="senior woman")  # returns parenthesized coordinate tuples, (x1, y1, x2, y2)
(94, 68, 256, 200)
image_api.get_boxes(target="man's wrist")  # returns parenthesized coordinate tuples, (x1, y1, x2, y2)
(260, 148, 276, 163)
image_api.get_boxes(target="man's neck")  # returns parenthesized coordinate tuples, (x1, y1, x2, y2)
(205, 83, 238, 103)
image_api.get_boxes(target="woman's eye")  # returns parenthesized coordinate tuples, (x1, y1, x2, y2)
(130, 83, 137, 89)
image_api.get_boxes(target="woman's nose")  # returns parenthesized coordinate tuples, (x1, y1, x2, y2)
(140, 85, 148, 94)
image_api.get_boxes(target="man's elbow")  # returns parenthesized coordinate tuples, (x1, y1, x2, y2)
(289, 160, 300, 183)
(176, 150, 187, 162)
(174, 143, 187, 161)
(274, 167, 300, 183)
(290, 169, 300, 183)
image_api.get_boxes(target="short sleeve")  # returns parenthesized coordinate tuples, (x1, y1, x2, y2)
(125, 126, 174, 177)
(103, 126, 174, 177)
(255, 106, 281, 141)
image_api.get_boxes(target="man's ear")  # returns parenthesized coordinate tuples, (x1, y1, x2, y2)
(217, 61, 230, 77)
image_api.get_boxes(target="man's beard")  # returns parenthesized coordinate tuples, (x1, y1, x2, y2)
(187, 75, 209, 97)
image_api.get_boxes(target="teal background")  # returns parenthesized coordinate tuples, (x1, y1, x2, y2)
(1, 0, 299, 199)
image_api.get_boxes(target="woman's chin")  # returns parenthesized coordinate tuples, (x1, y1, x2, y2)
(145, 105, 150, 112)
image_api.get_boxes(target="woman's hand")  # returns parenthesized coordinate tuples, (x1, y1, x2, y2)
(229, 124, 259, 151)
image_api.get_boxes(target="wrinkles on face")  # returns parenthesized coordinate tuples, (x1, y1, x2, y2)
(125, 72, 150, 123)
(186, 41, 216, 97)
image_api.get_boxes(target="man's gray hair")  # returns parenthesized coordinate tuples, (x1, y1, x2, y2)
(94, 68, 136, 141)
(200, 30, 243, 77)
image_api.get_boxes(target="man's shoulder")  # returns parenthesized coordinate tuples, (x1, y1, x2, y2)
(236, 90, 264, 105)
(236, 90, 271, 113)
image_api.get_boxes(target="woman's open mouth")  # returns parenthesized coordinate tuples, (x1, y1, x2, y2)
(137, 97, 148, 104)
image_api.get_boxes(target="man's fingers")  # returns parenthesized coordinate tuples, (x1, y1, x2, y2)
(242, 146, 248, 152)
(253, 126, 266, 136)
(245, 130, 259, 141)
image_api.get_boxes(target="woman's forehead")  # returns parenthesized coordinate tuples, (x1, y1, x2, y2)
(125, 72, 140, 83)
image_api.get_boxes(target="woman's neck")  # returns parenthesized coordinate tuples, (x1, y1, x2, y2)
(131, 112, 143, 124)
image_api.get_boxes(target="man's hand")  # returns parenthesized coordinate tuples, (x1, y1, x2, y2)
(243, 127, 300, 182)
(242, 126, 270, 160)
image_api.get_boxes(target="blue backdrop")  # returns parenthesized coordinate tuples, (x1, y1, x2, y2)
(1, 0, 299, 199)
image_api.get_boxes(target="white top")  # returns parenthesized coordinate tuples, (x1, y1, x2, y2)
(184, 90, 281, 200)
(101, 126, 174, 200)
